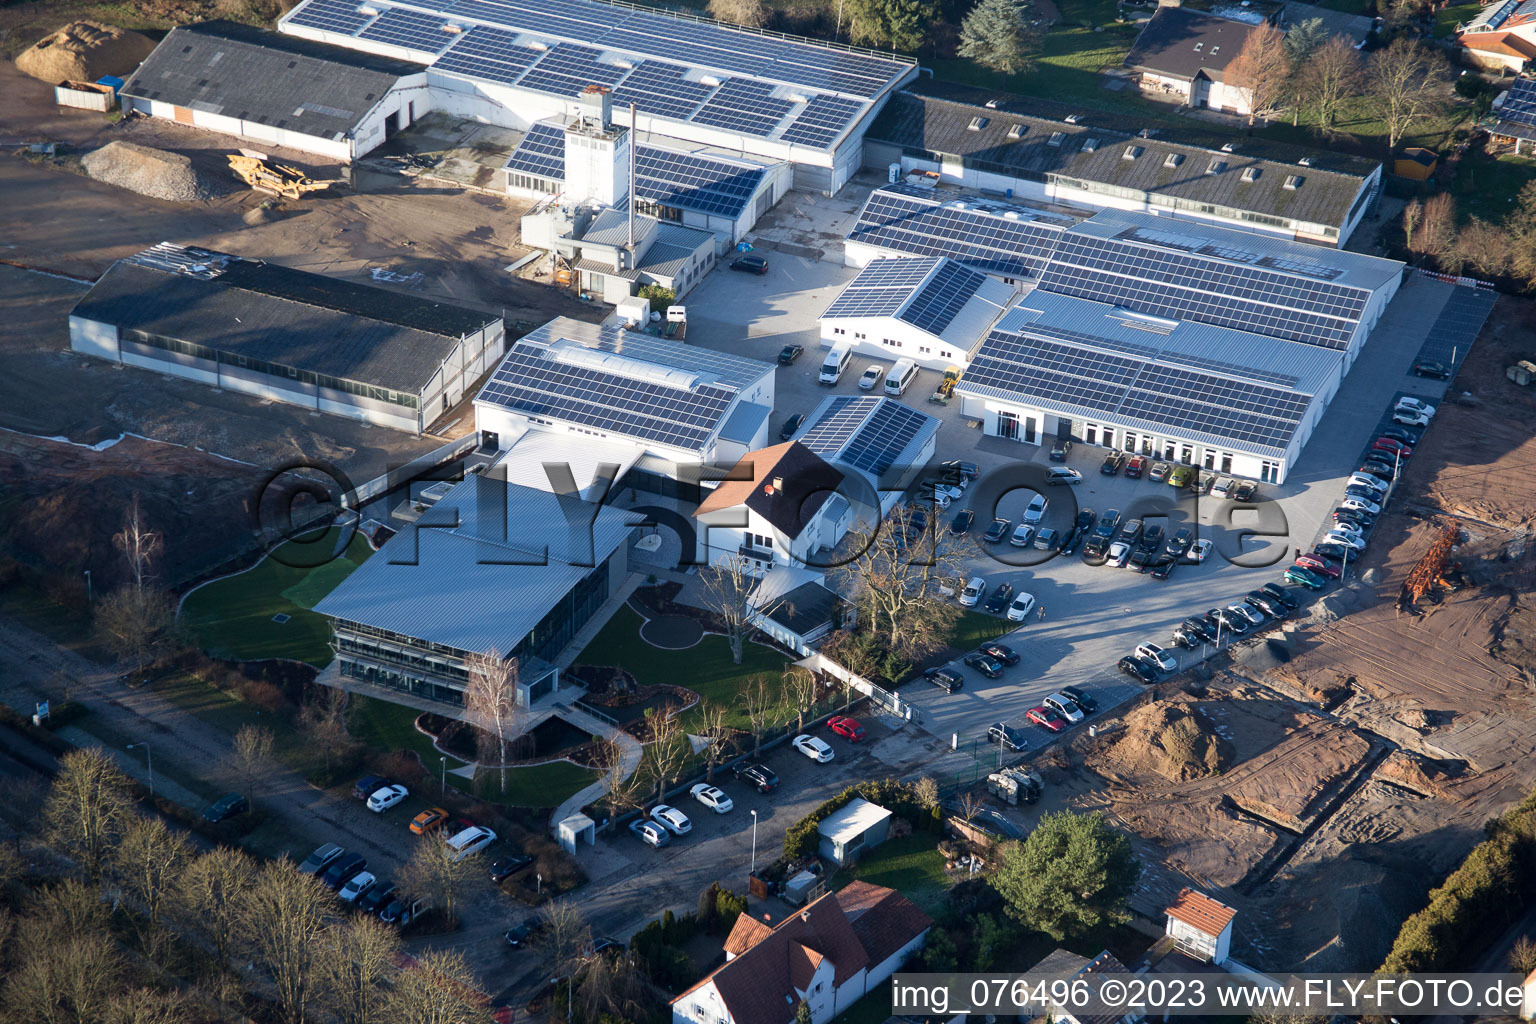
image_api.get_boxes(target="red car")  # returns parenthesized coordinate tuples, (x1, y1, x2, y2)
(1026, 707, 1066, 733)
(1372, 438, 1413, 458)
(1295, 554, 1342, 578)
(826, 716, 865, 742)
(1124, 455, 1146, 479)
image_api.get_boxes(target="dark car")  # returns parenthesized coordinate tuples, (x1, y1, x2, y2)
(1093, 509, 1122, 539)
(1211, 607, 1249, 634)
(505, 919, 548, 948)
(950, 509, 975, 535)
(380, 896, 429, 928)
(983, 583, 1014, 615)
(941, 460, 980, 480)
(731, 762, 778, 792)
(1116, 518, 1143, 546)
(1060, 686, 1098, 713)
(1333, 508, 1376, 529)
(1073, 508, 1096, 535)
(352, 775, 391, 801)
(1261, 582, 1300, 608)
(1314, 542, 1354, 561)
(1171, 622, 1207, 649)
(1118, 656, 1159, 684)
(1165, 527, 1194, 557)
(490, 854, 534, 883)
(1344, 483, 1384, 502)
(1128, 548, 1157, 572)
(1082, 535, 1108, 559)
(1139, 524, 1164, 552)
(963, 653, 1004, 679)
(983, 518, 1011, 543)
(1232, 480, 1258, 502)
(357, 881, 397, 915)
(1100, 452, 1125, 475)
(1247, 590, 1288, 618)
(321, 853, 368, 891)
(924, 667, 963, 693)
(730, 254, 768, 275)
(1358, 460, 1397, 482)
(779, 413, 805, 441)
(778, 344, 804, 365)
(1379, 427, 1420, 445)
(1149, 556, 1176, 580)
(202, 793, 249, 823)
(1285, 565, 1327, 590)
(299, 843, 344, 877)
(987, 722, 1030, 751)
(1049, 438, 1072, 461)
(1413, 360, 1453, 380)
(982, 642, 1020, 666)
(586, 937, 624, 959)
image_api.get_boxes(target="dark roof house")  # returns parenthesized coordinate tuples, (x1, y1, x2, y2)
(1123, 7, 1266, 85)
(695, 442, 847, 542)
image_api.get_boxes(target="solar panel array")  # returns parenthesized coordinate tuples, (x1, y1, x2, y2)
(503, 122, 766, 219)
(821, 257, 937, 320)
(849, 185, 1066, 277)
(478, 343, 737, 451)
(797, 396, 930, 476)
(898, 261, 986, 336)
(609, 61, 713, 121)
(780, 94, 864, 148)
(433, 26, 544, 83)
(517, 41, 627, 95)
(287, 0, 378, 34)
(359, 7, 457, 51)
(692, 78, 795, 136)
(1499, 79, 1536, 129)
(1116, 226, 1345, 282)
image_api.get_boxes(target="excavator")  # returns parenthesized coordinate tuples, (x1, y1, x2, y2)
(227, 151, 342, 201)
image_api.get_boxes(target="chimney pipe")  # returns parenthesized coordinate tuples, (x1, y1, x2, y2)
(627, 102, 636, 251)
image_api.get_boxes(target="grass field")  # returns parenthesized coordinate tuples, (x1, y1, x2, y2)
(182, 528, 373, 665)
(835, 835, 952, 915)
(1436, 0, 1481, 35)
(1451, 149, 1536, 222)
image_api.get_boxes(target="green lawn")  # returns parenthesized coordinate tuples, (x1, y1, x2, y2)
(834, 835, 952, 916)
(944, 609, 1014, 652)
(181, 528, 373, 665)
(930, 24, 1148, 120)
(1436, 0, 1481, 35)
(1450, 150, 1536, 222)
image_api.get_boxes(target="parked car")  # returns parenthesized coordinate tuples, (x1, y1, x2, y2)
(1050, 437, 1073, 460)
(1285, 565, 1327, 590)
(367, 784, 409, 813)
(963, 652, 1004, 679)
(410, 807, 449, 835)
(793, 735, 835, 762)
(1296, 554, 1342, 578)
(1010, 522, 1036, 547)
(505, 919, 548, 948)
(1082, 535, 1108, 560)
(1412, 360, 1452, 380)
(380, 896, 430, 929)
(778, 344, 804, 365)
(1247, 591, 1288, 618)
(1043, 693, 1084, 723)
(1165, 527, 1194, 557)
(826, 716, 865, 742)
(1172, 622, 1209, 649)
(1345, 484, 1384, 503)
(731, 762, 778, 792)
(1134, 643, 1178, 672)
(1047, 467, 1083, 485)
(1358, 461, 1397, 482)
(941, 460, 980, 480)
(1348, 473, 1388, 494)
(1229, 601, 1267, 627)
(984, 582, 1015, 614)
(1106, 541, 1132, 568)
(1232, 480, 1258, 502)
(1139, 524, 1164, 552)
(982, 642, 1020, 666)
(299, 843, 344, 877)
(857, 364, 884, 391)
(1371, 438, 1413, 459)
(1261, 582, 1300, 609)
(1022, 493, 1048, 524)
(357, 881, 396, 915)
(1208, 606, 1248, 633)
(197, 792, 249, 826)
(1378, 427, 1420, 446)
(353, 775, 391, 801)
(987, 723, 1029, 751)
(729, 254, 768, 274)
(1187, 539, 1214, 563)
(650, 804, 693, 834)
(1093, 509, 1121, 539)
(490, 854, 534, 882)
(1100, 452, 1126, 475)
(445, 826, 498, 862)
(1393, 409, 1432, 428)
(629, 819, 671, 848)
(1124, 455, 1146, 478)
(1060, 686, 1098, 713)
(338, 871, 376, 904)
(1034, 527, 1061, 551)
(778, 413, 805, 441)
(1324, 531, 1367, 552)
(321, 853, 368, 891)
(1150, 556, 1176, 579)
(959, 576, 987, 607)
(1314, 542, 1355, 562)
(1026, 706, 1066, 733)
(690, 783, 733, 814)
(1340, 496, 1382, 515)
(950, 509, 975, 535)
(1128, 548, 1157, 572)
(1006, 592, 1037, 622)
(1148, 461, 1171, 482)
(1116, 518, 1143, 546)
(984, 518, 1011, 543)
(1210, 477, 1235, 499)
(1395, 396, 1436, 417)
(1168, 465, 1195, 489)
(1118, 656, 1159, 684)
(924, 667, 963, 693)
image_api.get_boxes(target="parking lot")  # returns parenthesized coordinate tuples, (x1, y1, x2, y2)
(683, 255, 1464, 746)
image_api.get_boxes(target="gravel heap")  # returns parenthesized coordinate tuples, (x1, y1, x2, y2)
(16, 21, 154, 83)
(81, 141, 216, 202)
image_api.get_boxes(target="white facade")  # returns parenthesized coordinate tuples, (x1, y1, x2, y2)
(822, 315, 975, 371)
(695, 493, 852, 573)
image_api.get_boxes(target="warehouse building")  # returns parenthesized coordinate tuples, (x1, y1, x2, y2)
(278, 0, 917, 195)
(862, 92, 1381, 246)
(315, 472, 642, 706)
(70, 243, 505, 433)
(121, 21, 430, 162)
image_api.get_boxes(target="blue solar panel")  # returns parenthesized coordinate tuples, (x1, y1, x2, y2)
(1499, 79, 1536, 129)
(779, 94, 863, 147)
(691, 77, 794, 136)
(359, 7, 455, 52)
(898, 261, 986, 336)
(797, 396, 931, 476)
(434, 26, 544, 83)
(286, 0, 377, 33)
(516, 41, 627, 98)
(609, 60, 715, 121)
(849, 185, 1066, 278)
(504, 122, 566, 179)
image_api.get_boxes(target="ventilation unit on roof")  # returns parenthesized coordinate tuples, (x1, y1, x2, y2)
(1298, 156, 1314, 166)
(357, 4, 379, 14)
(1242, 167, 1261, 182)
(529, 40, 550, 50)
(1082, 137, 1099, 152)
(442, 22, 462, 32)
(699, 74, 721, 85)
(1284, 174, 1304, 189)
(1139, 128, 1157, 138)
(968, 116, 989, 131)
(1221, 142, 1237, 152)
(985, 99, 999, 108)
(1164, 152, 1184, 168)
(1123, 145, 1143, 160)
(1007, 123, 1025, 139)
(1193, 42, 1203, 50)
(1065, 113, 1083, 124)
(1003, 211, 1020, 220)
(1048, 132, 1065, 146)
(1206, 158, 1226, 174)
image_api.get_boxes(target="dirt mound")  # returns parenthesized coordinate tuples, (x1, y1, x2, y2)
(1101, 700, 1233, 782)
(1376, 749, 1459, 798)
(81, 141, 218, 202)
(15, 21, 154, 83)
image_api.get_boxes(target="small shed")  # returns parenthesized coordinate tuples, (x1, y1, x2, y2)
(1164, 887, 1236, 964)
(817, 797, 892, 866)
(55, 79, 117, 111)
(556, 813, 596, 854)
(1394, 148, 1438, 181)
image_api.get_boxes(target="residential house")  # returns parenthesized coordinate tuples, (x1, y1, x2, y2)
(693, 441, 852, 574)
(1123, 7, 1266, 115)
(1164, 888, 1236, 964)
(1027, 949, 1145, 1024)
(1457, 0, 1536, 73)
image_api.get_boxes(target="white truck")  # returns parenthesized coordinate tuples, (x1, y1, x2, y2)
(664, 305, 687, 340)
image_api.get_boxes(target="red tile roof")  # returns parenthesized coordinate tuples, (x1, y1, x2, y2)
(724, 913, 776, 957)
(1460, 30, 1536, 58)
(1165, 888, 1237, 937)
(840, 881, 934, 968)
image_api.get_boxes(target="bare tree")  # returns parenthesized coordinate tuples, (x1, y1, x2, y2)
(833, 506, 967, 666)
(223, 724, 276, 808)
(536, 900, 593, 995)
(383, 948, 486, 1024)
(95, 586, 179, 679)
(237, 860, 335, 1024)
(694, 701, 733, 781)
(398, 834, 486, 927)
(300, 685, 357, 779)
(1225, 21, 1290, 125)
(782, 666, 819, 732)
(574, 947, 653, 1024)
(320, 914, 402, 1024)
(1510, 935, 1536, 975)
(1401, 199, 1422, 255)
(114, 494, 163, 594)
(707, 0, 768, 26)
(4, 904, 123, 1024)
(957, 791, 984, 828)
(739, 673, 779, 757)
(102, 988, 196, 1024)
(644, 708, 689, 802)
(696, 555, 763, 665)
(1298, 36, 1362, 134)
(112, 815, 193, 930)
(464, 650, 527, 796)
(42, 747, 133, 882)
(1371, 38, 1447, 151)
(596, 736, 646, 829)
(1454, 217, 1513, 279)
(173, 845, 257, 962)
(1414, 192, 1458, 264)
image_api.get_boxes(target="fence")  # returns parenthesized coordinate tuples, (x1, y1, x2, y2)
(795, 652, 910, 720)
(1417, 267, 1498, 291)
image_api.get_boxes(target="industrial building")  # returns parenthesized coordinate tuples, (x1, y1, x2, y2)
(314, 472, 642, 706)
(277, 0, 918, 195)
(791, 395, 940, 514)
(121, 21, 430, 162)
(69, 242, 505, 433)
(862, 92, 1381, 246)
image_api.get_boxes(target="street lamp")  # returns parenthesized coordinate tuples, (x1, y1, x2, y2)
(83, 570, 92, 602)
(127, 742, 153, 797)
(749, 809, 759, 875)
(439, 756, 447, 796)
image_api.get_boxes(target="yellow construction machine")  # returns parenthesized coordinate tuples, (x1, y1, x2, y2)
(227, 152, 341, 200)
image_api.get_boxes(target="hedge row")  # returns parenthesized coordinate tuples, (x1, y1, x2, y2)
(780, 777, 942, 864)
(1379, 793, 1536, 973)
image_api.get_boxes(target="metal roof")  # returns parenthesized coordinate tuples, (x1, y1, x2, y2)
(1122, 7, 1260, 84)
(315, 474, 641, 655)
(71, 244, 499, 392)
(797, 395, 940, 485)
(122, 21, 422, 142)
(818, 798, 892, 844)
(865, 92, 1374, 232)
(490, 427, 641, 500)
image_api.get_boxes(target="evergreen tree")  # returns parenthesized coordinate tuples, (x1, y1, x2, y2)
(958, 0, 1042, 81)
(991, 810, 1140, 940)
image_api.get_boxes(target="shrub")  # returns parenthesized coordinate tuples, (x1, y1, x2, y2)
(714, 886, 748, 933)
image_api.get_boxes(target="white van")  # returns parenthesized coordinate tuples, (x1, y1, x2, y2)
(884, 358, 918, 396)
(445, 825, 498, 861)
(819, 344, 852, 385)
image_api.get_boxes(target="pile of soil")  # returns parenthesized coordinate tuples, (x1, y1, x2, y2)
(15, 21, 155, 83)
(81, 141, 221, 203)
(1100, 700, 1233, 782)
